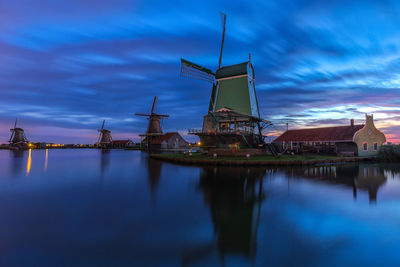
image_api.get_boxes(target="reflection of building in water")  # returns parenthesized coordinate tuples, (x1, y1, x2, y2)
(198, 167, 266, 262)
(283, 164, 387, 204)
(146, 158, 163, 201)
(356, 164, 387, 203)
(100, 149, 110, 177)
(10, 150, 25, 177)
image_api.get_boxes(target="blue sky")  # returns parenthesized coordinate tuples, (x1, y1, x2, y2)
(1, 0, 400, 143)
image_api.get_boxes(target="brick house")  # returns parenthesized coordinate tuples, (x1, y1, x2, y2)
(273, 114, 386, 156)
(146, 132, 188, 150)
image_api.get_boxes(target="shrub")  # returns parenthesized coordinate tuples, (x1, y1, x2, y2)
(378, 145, 400, 162)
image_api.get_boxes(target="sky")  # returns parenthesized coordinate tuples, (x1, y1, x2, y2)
(1, 0, 400, 143)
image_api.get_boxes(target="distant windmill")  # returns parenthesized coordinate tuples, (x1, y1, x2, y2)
(9, 118, 28, 147)
(135, 96, 169, 135)
(97, 120, 112, 147)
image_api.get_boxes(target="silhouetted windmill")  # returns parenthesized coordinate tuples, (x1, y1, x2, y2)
(135, 96, 169, 148)
(9, 118, 28, 148)
(135, 96, 169, 135)
(97, 120, 112, 147)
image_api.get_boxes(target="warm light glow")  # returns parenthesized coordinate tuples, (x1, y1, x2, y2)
(44, 149, 48, 171)
(26, 149, 32, 176)
(197, 142, 201, 146)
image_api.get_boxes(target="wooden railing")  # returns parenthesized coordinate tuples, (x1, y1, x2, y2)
(188, 128, 255, 135)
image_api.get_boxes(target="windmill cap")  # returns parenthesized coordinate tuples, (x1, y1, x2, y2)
(215, 62, 250, 79)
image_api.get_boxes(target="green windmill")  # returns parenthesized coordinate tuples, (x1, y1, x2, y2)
(180, 13, 271, 150)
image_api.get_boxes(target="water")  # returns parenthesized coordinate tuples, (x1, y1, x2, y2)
(0, 149, 400, 266)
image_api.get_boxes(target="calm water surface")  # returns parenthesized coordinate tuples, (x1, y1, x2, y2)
(0, 149, 400, 266)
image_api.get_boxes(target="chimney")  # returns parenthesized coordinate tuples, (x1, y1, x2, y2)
(350, 119, 354, 126)
(365, 114, 374, 126)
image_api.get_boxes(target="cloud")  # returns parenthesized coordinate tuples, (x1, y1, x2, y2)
(0, 0, 400, 143)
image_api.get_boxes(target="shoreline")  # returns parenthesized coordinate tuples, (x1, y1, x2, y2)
(150, 153, 376, 166)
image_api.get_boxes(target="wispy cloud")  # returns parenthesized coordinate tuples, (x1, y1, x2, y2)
(0, 0, 400, 143)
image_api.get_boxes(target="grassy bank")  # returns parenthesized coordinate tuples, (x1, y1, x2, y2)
(150, 153, 371, 166)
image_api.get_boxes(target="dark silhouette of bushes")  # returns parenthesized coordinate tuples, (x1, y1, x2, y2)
(379, 145, 400, 162)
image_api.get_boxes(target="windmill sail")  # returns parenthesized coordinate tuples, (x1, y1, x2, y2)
(151, 96, 157, 113)
(9, 130, 14, 143)
(9, 118, 17, 142)
(97, 120, 107, 143)
(218, 12, 227, 69)
(180, 58, 215, 83)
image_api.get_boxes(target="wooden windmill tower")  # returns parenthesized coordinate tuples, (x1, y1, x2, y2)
(97, 120, 112, 148)
(180, 13, 271, 149)
(135, 96, 169, 148)
(9, 118, 29, 149)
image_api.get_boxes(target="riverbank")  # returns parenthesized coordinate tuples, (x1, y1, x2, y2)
(150, 153, 375, 166)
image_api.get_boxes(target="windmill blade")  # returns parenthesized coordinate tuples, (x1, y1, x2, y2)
(135, 113, 151, 117)
(97, 128, 103, 143)
(180, 58, 215, 83)
(9, 118, 17, 143)
(97, 120, 105, 143)
(151, 96, 157, 113)
(218, 12, 227, 69)
(181, 58, 214, 75)
(97, 131, 102, 143)
(154, 114, 169, 118)
(9, 130, 14, 143)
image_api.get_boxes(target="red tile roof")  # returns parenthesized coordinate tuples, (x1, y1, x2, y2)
(273, 125, 364, 143)
(110, 140, 131, 145)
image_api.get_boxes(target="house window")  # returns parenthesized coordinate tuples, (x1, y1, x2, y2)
(373, 143, 378, 151)
(363, 142, 368, 151)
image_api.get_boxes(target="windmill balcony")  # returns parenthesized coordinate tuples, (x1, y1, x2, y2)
(188, 129, 203, 134)
(188, 128, 255, 135)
